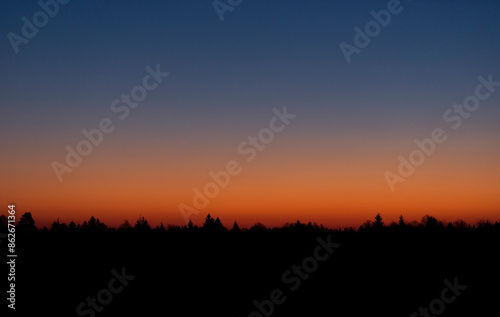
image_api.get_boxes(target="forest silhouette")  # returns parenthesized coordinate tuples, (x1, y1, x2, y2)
(1, 212, 498, 316)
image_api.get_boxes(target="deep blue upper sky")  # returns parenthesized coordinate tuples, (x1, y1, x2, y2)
(2, 1, 499, 132)
(0, 0, 500, 126)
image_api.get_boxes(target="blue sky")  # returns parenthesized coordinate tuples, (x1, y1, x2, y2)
(1, 0, 499, 226)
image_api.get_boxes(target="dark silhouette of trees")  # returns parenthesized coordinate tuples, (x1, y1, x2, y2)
(372, 213, 384, 230)
(18, 212, 37, 233)
(135, 216, 151, 231)
(214, 217, 225, 231)
(421, 215, 445, 231)
(453, 219, 468, 230)
(0, 214, 6, 230)
(232, 221, 241, 232)
(185, 219, 199, 232)
(408, 220, 419, 228)
(156, 222, 166, 231)
(203, 213, 215, 230)
(167, 224, 182, 232)
(359, 220, 372, 232)
(421, 214, 437, 228)
(202, 214, 226, 232)
(398, 215, 406, 228)
(6, 211, 500, 316)
(6, 211, 500, 236)
(249, 222, 267, 232)
(119, 220, 132, 231)
(446, 221, 454, 231)
(50, 218, 68, 232)
(81, 216, 107, 232)
(477, 219, 493, 231)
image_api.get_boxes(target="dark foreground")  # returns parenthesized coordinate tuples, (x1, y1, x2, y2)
(4, 221, 500, 317)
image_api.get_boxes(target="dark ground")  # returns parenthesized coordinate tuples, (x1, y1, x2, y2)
(4, 219, 500, 317)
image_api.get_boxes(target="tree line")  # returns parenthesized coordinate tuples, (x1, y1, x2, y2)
(1, 212, 499, 234)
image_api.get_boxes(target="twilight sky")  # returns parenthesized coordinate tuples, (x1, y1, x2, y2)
(1, 0, 499, 228)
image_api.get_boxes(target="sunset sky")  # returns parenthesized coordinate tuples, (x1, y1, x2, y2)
(1, 0, 499, 228)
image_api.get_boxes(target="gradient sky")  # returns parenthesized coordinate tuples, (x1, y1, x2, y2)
(1, 0, 499, 228)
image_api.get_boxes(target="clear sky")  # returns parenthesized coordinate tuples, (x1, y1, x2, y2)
(1, 0, 499, 228)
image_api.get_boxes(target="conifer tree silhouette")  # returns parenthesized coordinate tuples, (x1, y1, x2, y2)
(372, 213, 384, 230)
(203, 214, 216, 231)
(232, 221, 241, 232)
(214, 217, 225, 232)
(398, 215, 406, 228)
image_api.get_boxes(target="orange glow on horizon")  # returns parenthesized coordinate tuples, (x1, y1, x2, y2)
(2, 129, 499, 229)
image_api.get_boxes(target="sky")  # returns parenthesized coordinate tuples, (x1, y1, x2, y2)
(1, 0, 499, 228)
